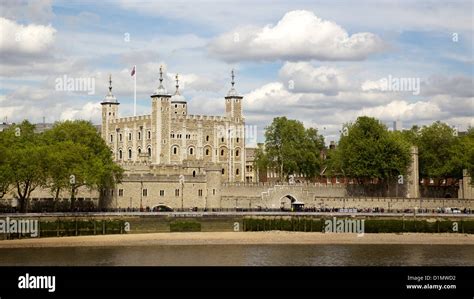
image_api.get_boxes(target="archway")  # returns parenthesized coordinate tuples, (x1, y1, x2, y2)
(279, 194, 304, 211)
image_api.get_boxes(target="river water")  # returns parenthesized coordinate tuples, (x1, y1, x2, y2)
(0, 244, 473, 266)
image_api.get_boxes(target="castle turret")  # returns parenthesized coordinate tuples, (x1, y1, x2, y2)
(170, 74, 187, 116)
(225, 69, 243, 120)
(101, 74, 119, 144)
(151, 66, 172, 164)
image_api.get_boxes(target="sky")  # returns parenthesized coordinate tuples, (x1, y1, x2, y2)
(0, 0, 473, 145)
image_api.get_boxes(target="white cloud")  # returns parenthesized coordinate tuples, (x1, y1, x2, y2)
(279, 62, 353, 95)
(210, 10, 384, 62)
(60, 101, 102, 122)
(0, 17, 56, 55)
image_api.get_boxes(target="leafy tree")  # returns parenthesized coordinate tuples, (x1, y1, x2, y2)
(257, 117, 325, 181)
(333, 116, 411, 190)
(43, 120, 123, 206)
(416, 121, 465, 181)
(0, 120, 123, 212)
(0, 121, 49, 212)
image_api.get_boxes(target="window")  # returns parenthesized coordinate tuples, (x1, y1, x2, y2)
(173, 147, 177, 155)
(206, 135, 209, 142)
(119, 134, 122, 141)
(118, 189, 123, 197)
(236, 169, 240, 175)
(193, 170, 196, 177)
(119, 150, 122, 160)
(110, 134, 113, 142)
(205, 149, 210, 156)
(148, 131, 151, 139)
(160, 190, 165, 196)
(148, 147, 151, 157)
(128, 149, 132, 159)
(189, 148, 194, 155)
(175, 189, 180, 197)
(175, 104, 178, 108)
(198, 189, 203, 197)
(221, 137, 224, 142)
(138, 148, 141, 154)
(213, 189, 216, 195)
(138, 132, 141, 140)
(236, 150, 239, 157)
(221, 149, 224, 156)
(221, 169, 225, 175)
(142, 189, 148, 197)
(237, 137, 239, 143)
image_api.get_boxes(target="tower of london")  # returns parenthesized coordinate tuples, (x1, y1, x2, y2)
(101, 67, 246, 184)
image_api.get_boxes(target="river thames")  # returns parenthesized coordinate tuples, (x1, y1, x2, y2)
(0, 244, 473, 266)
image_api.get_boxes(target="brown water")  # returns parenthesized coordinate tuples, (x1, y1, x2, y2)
(0, 244, 473, 266)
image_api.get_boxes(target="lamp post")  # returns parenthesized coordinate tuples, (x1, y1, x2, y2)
(179, 175, 185, 211)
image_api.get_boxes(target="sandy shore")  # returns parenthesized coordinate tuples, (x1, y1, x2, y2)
(0, 232, 473, 248)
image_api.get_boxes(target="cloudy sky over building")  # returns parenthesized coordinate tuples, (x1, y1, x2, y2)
(0, 0, 473, 143)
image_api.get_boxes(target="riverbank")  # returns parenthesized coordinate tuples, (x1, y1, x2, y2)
(0, 231, 473, 248)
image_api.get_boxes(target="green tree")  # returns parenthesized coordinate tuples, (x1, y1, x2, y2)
(416, 121, 466, 181)
(257, 117, 325, 181)
(334, 116, 411, 191)
(43, 120, 123, 207)
(0, 121, 49, 212)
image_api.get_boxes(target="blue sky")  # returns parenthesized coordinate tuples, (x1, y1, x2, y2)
(0, 0, 472, 144)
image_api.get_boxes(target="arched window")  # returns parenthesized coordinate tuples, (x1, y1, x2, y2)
(173, 147, 177, 155)
(148, 131, 151, 139)
(189, 148, 194, 155)
(236, 150, 239, 157)
(237, 137, 239, 143)
(206, 135, 209, 142)
(138, 148, 141, 154)
(221, 149, 224, 156)
(110, 134, 113, 142)
(192, 170, 196, 177)
(148, 147, 151, 157)
(119, 150, 122, 160)
(205, 149, 209, 156)
(236, 169, 239, 175)
(128, 149, 132, 159)
(221, 137, 224, 142)
(138, 132, 141, 140)
(221, 169, 225, 175)
(119, 134, 122, 141)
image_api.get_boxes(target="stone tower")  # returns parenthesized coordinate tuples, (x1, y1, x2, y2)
(225, 69, 243, 120)
(101, 74, 119, 142)
(150, 66, 172, 164)
(406, 146, 420, 198)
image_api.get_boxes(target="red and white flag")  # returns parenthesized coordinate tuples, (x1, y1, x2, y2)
(131, 65, 136, 76)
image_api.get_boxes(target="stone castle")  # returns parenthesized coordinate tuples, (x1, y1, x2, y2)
(101, 67, 248, 183)
(99, 67, 258, 209)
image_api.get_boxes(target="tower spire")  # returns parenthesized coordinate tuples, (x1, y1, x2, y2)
(103, 73, 117, 103)
(226, 69, 239, 97)
(174, 73, 180, 95)
(159, 65, 163, 86)
(231, 69, 235, 88)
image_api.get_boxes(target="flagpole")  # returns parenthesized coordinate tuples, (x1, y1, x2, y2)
(134, 65, 137, 116)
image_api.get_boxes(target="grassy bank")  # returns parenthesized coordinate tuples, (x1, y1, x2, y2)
(1, 215, 473, 240)
(243, 217, 474, 234)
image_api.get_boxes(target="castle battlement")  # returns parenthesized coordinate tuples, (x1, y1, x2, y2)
(110, 115, 152, 124)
